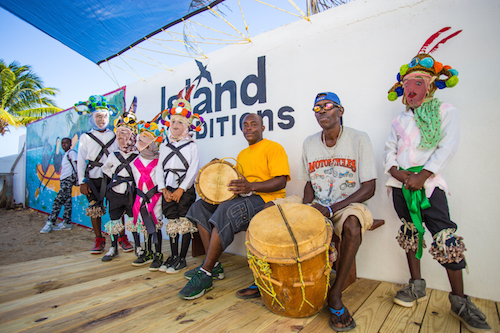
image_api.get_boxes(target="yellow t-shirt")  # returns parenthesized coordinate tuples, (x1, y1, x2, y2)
(236, 139, 291, 203)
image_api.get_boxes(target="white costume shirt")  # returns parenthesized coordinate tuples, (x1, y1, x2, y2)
(102, 150, 138, 194)
(156, 138, 200, 191)
(59, 149, 78, 180)
(383, 103, 460, 197)
(77, 129, 118, 184)
(130, 155, 162, 222)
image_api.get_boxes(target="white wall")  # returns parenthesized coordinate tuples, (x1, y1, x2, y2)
(126, 0, 500, 301)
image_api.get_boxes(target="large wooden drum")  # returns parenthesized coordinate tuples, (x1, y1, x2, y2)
(246, 203, 333, 318)
(195, 159, 240, 205)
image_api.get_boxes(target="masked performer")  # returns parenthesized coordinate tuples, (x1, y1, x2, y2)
(384, 27, 491, 332)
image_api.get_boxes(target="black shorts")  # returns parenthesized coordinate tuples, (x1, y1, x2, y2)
(85, 177, 109, 204)
(107, 188, 133, 220)
(161, 186, 196, 219)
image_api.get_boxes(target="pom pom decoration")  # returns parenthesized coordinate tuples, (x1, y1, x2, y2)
(419, 57, 434, 68)
(388, 91, 398, 101)
(433, 61, 443, 73)
(395, 86, 404, 97)
(446, 75, 459, 87)
(72, 94, 118, 116)
(400, 64, 409, 77)
(435, 80, 446, 89)
(449, 69, 459, 76)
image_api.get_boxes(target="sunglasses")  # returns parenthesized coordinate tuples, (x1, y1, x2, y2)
(313, 102, 339, 112)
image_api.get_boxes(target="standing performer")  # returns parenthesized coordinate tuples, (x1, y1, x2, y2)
(74, 95, 133, 254)
(40, 137, 77, 233)
(156, 86, 203, 274)
(128, 118, 166, 271)
(384, 27, 491, 332)
(101, 98, 139, 261)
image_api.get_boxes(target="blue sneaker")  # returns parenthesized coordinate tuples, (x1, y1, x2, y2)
(178, 270, 213, 300)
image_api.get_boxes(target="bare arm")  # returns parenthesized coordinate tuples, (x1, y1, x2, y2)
(228, 175, 287, 195)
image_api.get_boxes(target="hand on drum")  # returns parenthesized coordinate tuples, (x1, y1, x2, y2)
(311, 203, 331, 218)
(228, 176, 253, 195)
(170, 188, 185, 203)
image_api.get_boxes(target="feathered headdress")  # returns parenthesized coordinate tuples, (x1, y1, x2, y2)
(114, 96, 138, 134)
(160, 85, 205, 132)
(73, 95, 118, 116)
(388, 27, 462, 102)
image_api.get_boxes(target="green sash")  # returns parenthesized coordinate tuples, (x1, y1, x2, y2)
(401, 166, 431, 259)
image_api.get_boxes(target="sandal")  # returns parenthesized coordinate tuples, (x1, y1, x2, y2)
(329, 307, 356, 332)
(236, 283, 261, 299)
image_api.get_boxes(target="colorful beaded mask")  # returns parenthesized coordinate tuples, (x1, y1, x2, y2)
(161, 85, 205, 132)
(388, 27, 462, 104)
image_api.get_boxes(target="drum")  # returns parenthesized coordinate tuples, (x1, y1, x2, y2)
(246, 203, 334, 318)
(195, 159, 240, 205)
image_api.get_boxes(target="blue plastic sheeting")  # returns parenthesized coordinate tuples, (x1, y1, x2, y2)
(0, 0, 223, 64)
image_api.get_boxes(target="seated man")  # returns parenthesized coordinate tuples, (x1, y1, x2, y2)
(301, 92, 377, 332)
(178, 113, 291, 300)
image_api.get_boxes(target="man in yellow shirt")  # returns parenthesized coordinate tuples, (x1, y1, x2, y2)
(179, 113, 290, 300)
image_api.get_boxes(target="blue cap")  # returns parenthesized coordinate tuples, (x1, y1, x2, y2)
(314, 92, 341, 107)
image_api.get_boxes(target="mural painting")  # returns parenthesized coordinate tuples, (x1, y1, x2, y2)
(26, 87, 126, 229)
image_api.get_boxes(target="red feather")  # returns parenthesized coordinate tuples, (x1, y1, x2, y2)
(428, 30, 462, 54)
(185, 85, 195, 101)
(419, 27, 451, 54)
(177, 88, 183, 99)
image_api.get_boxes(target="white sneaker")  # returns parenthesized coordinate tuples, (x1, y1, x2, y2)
(53, 222, 73, 231)
(102, 247, 119, 262)
(40, 222, 53, 234)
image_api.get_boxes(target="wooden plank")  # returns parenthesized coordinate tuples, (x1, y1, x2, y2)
(299, 278, 381, 333)
(379, 288, 432, 333)
(350, 281, 400, 333)
(420, 289, 459, 333)
(259, 315, 318, 333)
(218, 304, 280, 333)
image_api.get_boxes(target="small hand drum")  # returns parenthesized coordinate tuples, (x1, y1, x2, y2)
(195, 159, 240, 205)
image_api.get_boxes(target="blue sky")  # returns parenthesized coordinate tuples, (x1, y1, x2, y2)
(0, 1, 311, 157)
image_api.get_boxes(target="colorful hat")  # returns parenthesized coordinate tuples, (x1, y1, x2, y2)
(114, 96, 138, 134)
(160, 85, 205, 132)
(388, 27, 462, 102)
(137, 114, 166, 146)
(73, 95, 118, 115)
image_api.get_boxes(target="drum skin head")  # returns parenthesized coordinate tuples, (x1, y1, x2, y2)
(196, 160, 239, 204)
(247, 203, 330, 262)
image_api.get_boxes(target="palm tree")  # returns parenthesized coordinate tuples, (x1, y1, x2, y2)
(0, 59, 62, 135)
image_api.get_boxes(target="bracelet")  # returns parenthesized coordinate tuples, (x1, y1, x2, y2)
(326, 205, 333, 219)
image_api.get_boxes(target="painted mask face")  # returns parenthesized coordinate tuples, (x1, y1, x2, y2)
(136, 132, 154, 152)
(93, 111, 109, 130)
(169, 116, 188, 138)
(116, 127, 133, 150)
(403, 73, 432, 109)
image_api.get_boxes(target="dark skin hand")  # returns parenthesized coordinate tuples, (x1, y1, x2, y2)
(389, 166, 433, 191)
(80, 183, 91, 196)
(227, 175, 287, 195)
(303, 179, 376, 217)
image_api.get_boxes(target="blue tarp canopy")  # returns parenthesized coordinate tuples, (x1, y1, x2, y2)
(0, 0, 224, 64)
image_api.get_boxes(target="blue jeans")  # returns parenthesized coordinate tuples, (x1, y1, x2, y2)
(186, 195, 265, 250)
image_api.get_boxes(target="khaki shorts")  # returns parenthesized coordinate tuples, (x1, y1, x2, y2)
(331, 203, 373, 242)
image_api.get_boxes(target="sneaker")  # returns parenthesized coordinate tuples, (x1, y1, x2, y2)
(166, 257, 187, 274)
(159, 255, 178, 272)
(449, 293, 492, 332)
(40, 222, 54, 233)
(132, 248, 153, 266)
(118, 235, 134, 252)
(184, 261, 224, 280)
(91, 236, 106, 254)
(178, 270, 213, 300)
(102, 247, 119, 262)
(394, 279, 427, 307)
(149, 253, 164, 271)
(53, 222, 73, 231)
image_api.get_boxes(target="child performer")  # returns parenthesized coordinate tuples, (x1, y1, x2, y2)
(74, 95, 133, 254)
(101, 98, 139, 261)
(384, 27, 491, 332)
(156, 86, 203, 274)
(128, 118, 166, 271)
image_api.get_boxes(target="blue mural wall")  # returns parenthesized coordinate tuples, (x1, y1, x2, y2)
(26, 87, 126, 229)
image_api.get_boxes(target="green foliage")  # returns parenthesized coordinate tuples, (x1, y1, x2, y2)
(0, 59, 62, 135)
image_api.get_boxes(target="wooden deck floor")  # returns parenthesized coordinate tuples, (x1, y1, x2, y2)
(0, 249, 498, 333)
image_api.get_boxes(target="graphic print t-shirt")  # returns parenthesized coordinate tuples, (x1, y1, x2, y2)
(298, 127, 377, 206)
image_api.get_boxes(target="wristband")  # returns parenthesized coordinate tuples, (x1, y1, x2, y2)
(326, 205, 333, 219)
